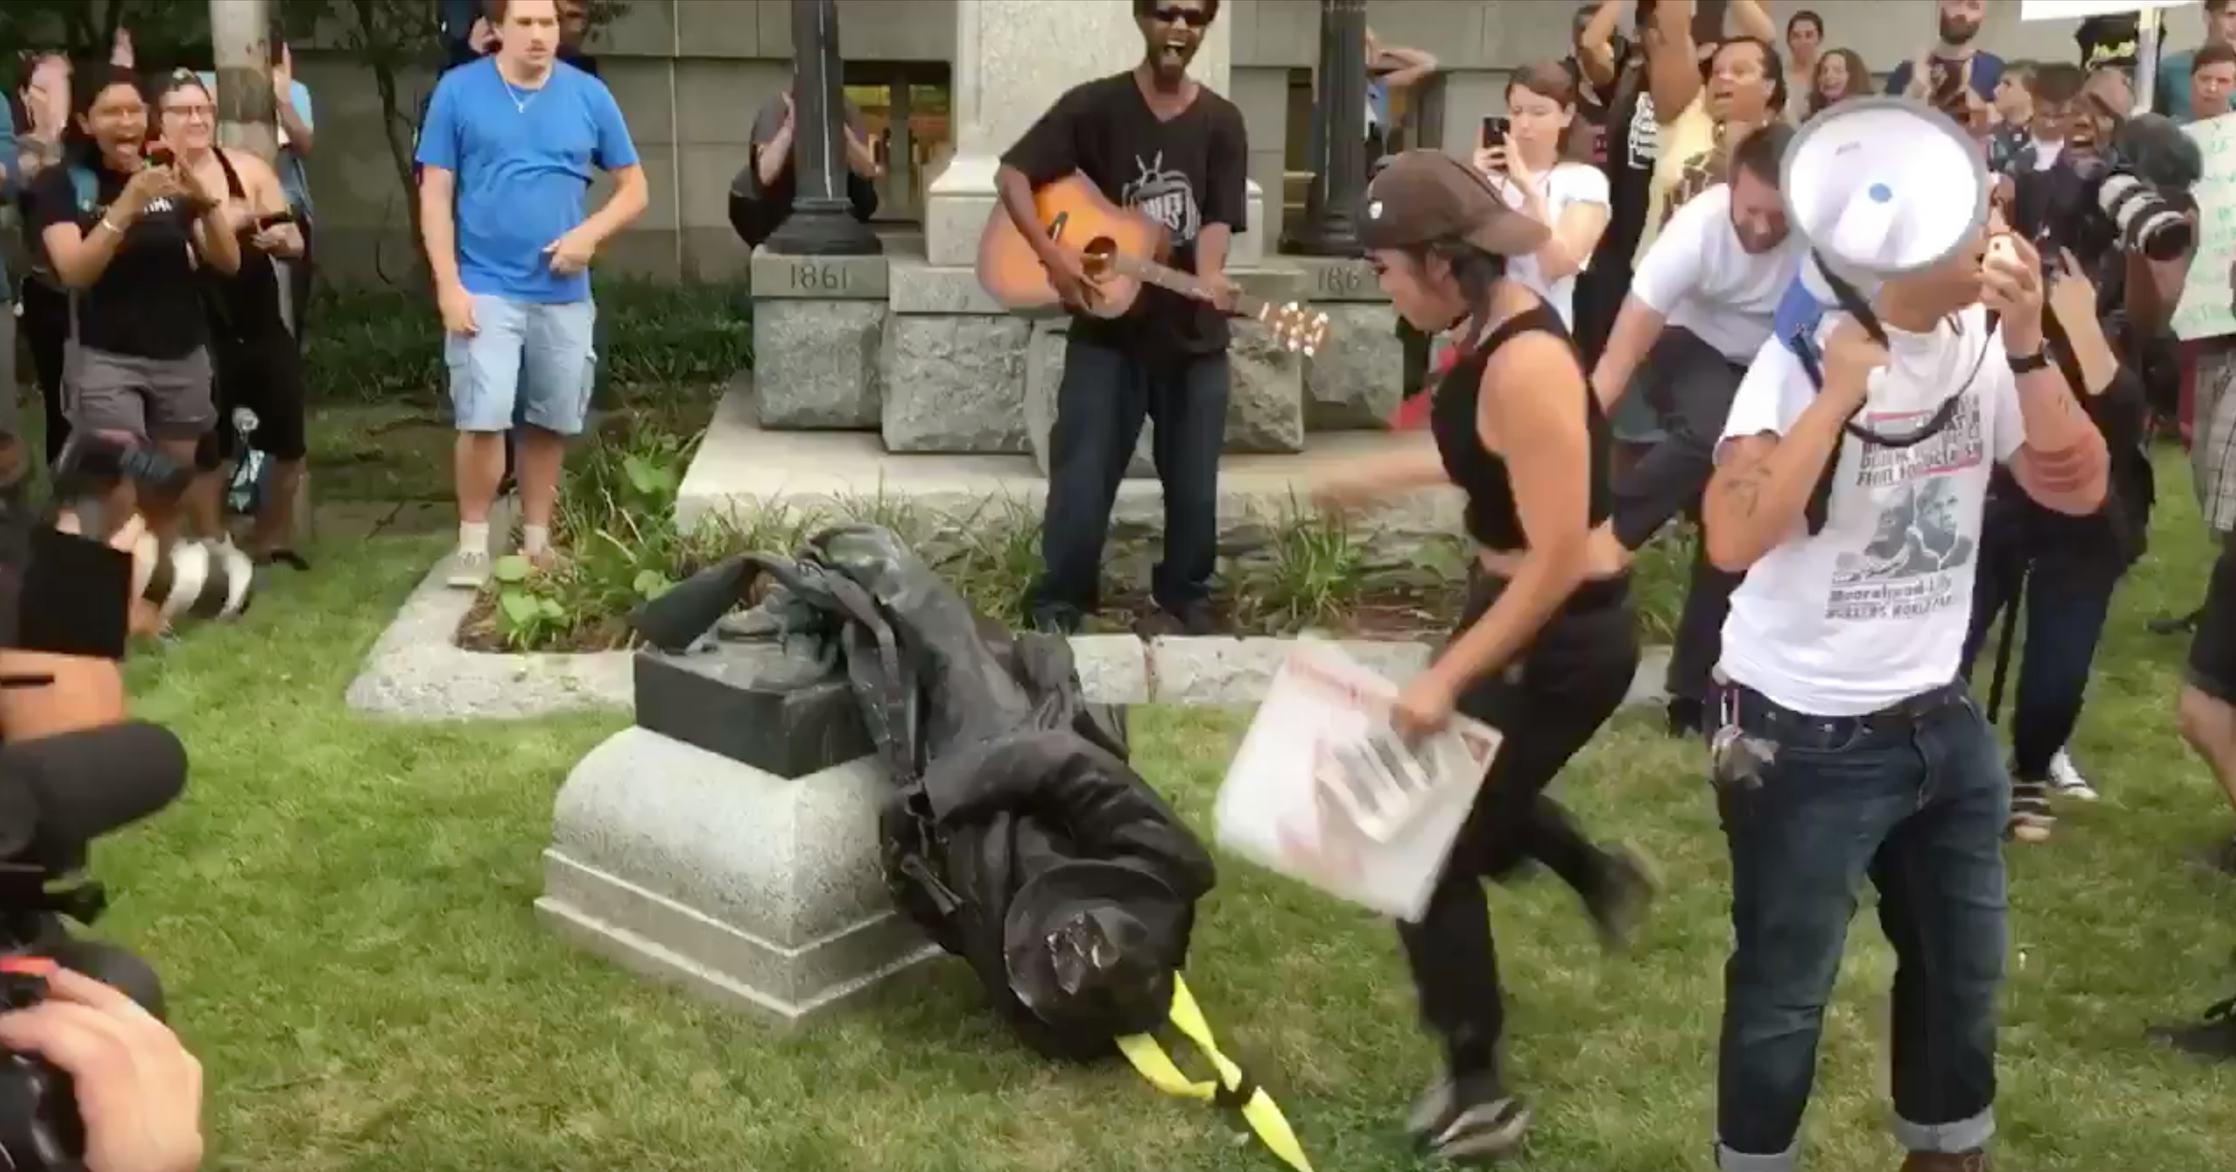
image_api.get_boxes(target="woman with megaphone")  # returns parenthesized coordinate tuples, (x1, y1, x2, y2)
(1698, 96, 2109, 1172)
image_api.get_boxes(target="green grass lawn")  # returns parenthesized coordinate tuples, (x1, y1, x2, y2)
(77, 448, 2236, 1171)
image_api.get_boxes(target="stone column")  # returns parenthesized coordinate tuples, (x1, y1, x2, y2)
(1284, 0, 1366, 258)
(886, 68, 913, 218)
(923, 0, 1252, 267)
(766, 0, 881, 256)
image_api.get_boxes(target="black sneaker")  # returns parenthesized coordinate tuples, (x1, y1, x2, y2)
(2149, 995, 2236, 1061)
(1162, 600, 1220, 637)
(1666, 696, 1704, 739)
(1585, 845, 1659, 954)
(2200, 834, 2236, 877)
(2008, 777, 2055, 844)
(1029, 604, 1083, 636)
(1406, 1071, 1531, 1161)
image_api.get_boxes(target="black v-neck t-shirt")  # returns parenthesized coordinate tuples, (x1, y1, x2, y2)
(27, 159, 208, 360)
(1002, 72, 1250, 362)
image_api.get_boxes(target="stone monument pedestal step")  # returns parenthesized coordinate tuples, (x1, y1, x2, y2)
(678, 375, 1463, 568)
(536, 726, 940, 1026)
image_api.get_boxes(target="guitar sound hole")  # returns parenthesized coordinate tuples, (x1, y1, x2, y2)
(1082, 237, 1118, 280)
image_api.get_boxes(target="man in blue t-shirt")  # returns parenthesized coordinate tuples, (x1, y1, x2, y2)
(415, 0, 647, 587)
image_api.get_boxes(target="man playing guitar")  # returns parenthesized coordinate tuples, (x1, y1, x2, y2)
(994, 0, 1248, 637)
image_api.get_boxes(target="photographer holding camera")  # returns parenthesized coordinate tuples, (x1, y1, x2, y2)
(0, 431, 204, 1171)
(0, 492, 203, 1170)
(0, 964, 202, 1172)
(1964, 69, 2195, 837)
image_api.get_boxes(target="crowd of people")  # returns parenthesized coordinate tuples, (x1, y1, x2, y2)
(2, 27, 315, 575)
(1308, 0, 2236, 1167)
(9, 0, 2236, 1168)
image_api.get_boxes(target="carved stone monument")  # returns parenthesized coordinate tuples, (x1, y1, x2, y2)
(536, 642, 935, 1024)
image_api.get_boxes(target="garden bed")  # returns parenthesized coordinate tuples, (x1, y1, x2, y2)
(449, 415, 1493, 655)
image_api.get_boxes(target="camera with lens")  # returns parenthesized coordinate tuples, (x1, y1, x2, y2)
(0, 434, 192, 1168)
(2017, 112, 2202, 273)
(0, 721, 187, 1171)
(50, 434, 254, 626)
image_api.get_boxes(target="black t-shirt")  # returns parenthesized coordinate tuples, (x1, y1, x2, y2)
(27, 160, 208, 360)
(1001, 72, 1250, 360)
(1595, 61, 1655, 277)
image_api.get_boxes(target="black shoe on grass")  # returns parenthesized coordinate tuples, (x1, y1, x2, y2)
(1406, 1072, 1532, 1162)
(2150, 995, 2236, 1062)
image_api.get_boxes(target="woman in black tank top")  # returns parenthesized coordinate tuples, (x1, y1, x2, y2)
(155, 72, 312, 569)
(1310, 151, 1655, 1160)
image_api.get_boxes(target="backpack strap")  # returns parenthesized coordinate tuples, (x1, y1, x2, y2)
(67, 163, 97, 217)
(1774, 275, 1847, 535)
(1116, 976, 1316, 1172)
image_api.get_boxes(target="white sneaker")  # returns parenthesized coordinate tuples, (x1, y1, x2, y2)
(2047, 749, 2100, 801)
(446, 548, 491, 590)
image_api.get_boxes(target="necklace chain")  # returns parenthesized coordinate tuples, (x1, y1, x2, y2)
(499, 69, 541, 114)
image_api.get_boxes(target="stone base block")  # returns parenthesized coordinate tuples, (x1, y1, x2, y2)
(1025, 319, 1155, 479)
(752, 300, 886, 429)
(632, 644, 872, 779)
(1148, 636, 1434, 706)
(681, 379, 1468, 571)
(1305, 302, 1405, 429)
(882, 314, 1032, 453)
(537, 727, 936, 1024)
(1228, 325, 1305, 453)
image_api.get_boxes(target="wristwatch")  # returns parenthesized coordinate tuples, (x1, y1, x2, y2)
(2008, 348, 2050, 375)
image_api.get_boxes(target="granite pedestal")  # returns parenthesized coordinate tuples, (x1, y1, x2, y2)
(536, 640, 933, 1025)
(1289, 256, 1404, 430)
(750, 248, 890, 429)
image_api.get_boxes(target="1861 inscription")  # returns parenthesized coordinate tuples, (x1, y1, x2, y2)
(788, 261, 853, 294)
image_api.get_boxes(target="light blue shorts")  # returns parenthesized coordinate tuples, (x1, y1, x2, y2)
(443, 294, 597, 435)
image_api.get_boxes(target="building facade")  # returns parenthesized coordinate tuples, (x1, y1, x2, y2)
(295, 0, 2201, 288)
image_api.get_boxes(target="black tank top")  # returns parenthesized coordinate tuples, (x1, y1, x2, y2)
(1429, 303, 1613, 552)
(210, 150, 287, 342)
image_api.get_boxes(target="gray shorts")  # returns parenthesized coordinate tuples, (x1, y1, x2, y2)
(65, 344, 215, 443)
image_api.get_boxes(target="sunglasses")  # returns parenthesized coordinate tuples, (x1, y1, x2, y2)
(1150, 5, 1212, 28)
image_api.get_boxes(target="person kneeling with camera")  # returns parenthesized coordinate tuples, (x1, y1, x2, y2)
(1702, 215, 2106, 1167)
(0, 964, 202, 1172)
(0, 474, 204, 1170)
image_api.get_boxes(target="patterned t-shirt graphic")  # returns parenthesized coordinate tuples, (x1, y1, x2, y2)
(1123, 151, 1201, 247)
(1828, 396, 1986, 621)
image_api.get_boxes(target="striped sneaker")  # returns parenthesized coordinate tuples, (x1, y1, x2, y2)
(1407, 1072, 1532, 1162)
(2009, 775, 2056, 843)
(2046, 749, 2099, 802)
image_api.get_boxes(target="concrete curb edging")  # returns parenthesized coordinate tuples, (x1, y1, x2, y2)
(345, 564, 1673, 721)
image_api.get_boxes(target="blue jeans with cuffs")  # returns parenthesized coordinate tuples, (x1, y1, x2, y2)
(1711, 681, 2008, 1171)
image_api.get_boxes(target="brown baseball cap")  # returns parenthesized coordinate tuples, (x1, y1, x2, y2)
(1357, 150, 1551, 257)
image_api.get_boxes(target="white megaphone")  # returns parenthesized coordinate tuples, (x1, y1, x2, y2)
(1780, 96, 1990, 328)
(1776, 97, 1991, 535)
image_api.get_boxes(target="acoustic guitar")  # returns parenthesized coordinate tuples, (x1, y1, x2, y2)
(976, 173, 1331, 356)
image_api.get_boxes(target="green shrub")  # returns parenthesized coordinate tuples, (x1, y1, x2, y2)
(1233, 498, 1368, 634)
(305, 279, 750, 407)
(480, 419, 740, 652)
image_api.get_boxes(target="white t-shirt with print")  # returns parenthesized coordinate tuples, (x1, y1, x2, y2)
(1630, 184, 1805, 363)
(1494, 162, 1611, 330)
(1717, 304, 2028, 717)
